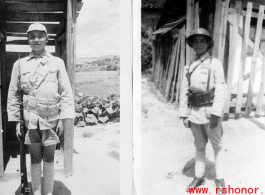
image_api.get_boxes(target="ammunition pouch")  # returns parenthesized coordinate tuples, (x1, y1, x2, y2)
(23, 95, 60, 117)
(187, 89, 214, 107)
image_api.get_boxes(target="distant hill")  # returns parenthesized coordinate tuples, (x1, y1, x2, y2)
(77, 55, 119, 63)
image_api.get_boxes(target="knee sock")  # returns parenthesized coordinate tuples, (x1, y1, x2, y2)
(43, 162, 54, 195)
(30, 163, 41, 195)
(195, 148, 206, 178)
(214, 147, 225, 179)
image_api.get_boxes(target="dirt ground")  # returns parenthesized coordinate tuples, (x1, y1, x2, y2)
(142, 75, 265, 195)
(0, 123, 120, 195)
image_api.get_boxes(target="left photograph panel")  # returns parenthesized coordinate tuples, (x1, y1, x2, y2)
(0, 0, 120, 194)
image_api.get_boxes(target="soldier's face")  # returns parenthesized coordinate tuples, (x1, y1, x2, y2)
(192, 35, 209, 56)
(28, 31, 48, 55)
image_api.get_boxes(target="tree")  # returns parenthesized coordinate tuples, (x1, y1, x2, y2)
(141, 24, 152, 71)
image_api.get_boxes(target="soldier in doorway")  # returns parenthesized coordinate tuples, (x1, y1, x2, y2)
(7, 23, 75, 195)
(179, 28, 227, 194)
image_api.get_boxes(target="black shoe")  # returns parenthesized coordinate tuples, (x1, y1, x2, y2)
(186, 177, 205, 192)
(216, 179, 226, 194)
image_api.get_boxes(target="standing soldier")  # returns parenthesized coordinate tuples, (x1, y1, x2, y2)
(7, 23, 75, 195)
(179, 28, 227, 194)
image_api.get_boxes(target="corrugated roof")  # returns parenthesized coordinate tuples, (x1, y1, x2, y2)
(141, 0, 166, 9)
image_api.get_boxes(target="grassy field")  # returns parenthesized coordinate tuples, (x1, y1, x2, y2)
(75, 70, 120, 99)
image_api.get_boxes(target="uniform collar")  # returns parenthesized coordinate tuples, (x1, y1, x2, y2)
(27, 50, 51, 65)
(194, 52, 210, 62)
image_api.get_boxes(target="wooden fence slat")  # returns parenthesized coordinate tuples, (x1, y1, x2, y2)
(245, 5, 265, 116)
(212, 0, 222, 58)
(227, 16, 265, 90)
(255, 46, 265, 117)
(218, 0, 230, 64)
(170, 36, 181, 103)
(235, 2, 252, 117)
(165, 38, 179, 100)
(224, 1, 241, 116)
(162, 40, 173, 95)
(175, 27, 186, 106)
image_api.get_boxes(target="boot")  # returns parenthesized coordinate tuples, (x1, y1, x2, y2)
(215, 179, 226, 194)
(186, 177, 205, 192)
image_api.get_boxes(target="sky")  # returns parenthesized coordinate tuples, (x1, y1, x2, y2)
(6, 0, 120, 59)
(76, 0, 120, 58)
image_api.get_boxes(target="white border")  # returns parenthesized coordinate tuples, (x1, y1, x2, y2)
(120, 0, 133, 195)
(133, 0, 142, 195)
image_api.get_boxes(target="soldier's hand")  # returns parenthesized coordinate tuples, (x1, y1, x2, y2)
(183, 117, 191, 128)
(210, 114, 219, 128)
(56, 120, 64, 137)
(16, 122, 21, 140)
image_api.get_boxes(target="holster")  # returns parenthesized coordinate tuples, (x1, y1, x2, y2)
(187, 89, 214, 107)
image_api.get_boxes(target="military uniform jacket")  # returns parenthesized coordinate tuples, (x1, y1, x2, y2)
(179, 52, 227, 124)
(7, 51, 75, 130)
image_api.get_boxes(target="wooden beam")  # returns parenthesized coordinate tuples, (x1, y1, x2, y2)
(57, 3, 67, 36)
(58, 32, 66, 42)
(230, 0, 265, 9)
(194, 2, 199, 30)
(6, 39, 55, 46)
(6, 32, 56, 39)
(6, 2, 66, 12)
(235, 2, 252, 117)
(224, 1, 241, 115)
(6, 12, 62, 22)
(245, 5, 265, 116)
(212, 0, 222, 58)
(64, 0, 76, 176)
(6, 23, 59, 34)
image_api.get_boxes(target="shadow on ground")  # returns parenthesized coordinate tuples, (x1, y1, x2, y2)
(182, 158, 216, 180)
(15, 179, 71, 195)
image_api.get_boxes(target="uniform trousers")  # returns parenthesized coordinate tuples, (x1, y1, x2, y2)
(190, 122, 225, 179)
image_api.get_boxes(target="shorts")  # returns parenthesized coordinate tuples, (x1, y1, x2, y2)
(25, 126, 60, 147)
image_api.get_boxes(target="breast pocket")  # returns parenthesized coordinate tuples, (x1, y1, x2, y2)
(21, 69, 31, 84)
(200, 69, 209, 83)
(46, 69, 58, 83)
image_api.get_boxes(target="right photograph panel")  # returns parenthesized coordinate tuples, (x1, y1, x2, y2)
(141, 0, 265, 194)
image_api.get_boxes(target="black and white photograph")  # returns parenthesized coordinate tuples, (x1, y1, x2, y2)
(141, 0, 265, 194)
(0, 0, 120, 194)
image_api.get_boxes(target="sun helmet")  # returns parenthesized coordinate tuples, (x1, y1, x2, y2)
(186, 28, 214, 49)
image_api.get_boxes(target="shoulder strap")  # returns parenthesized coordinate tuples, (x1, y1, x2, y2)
(187, 56, 210, 87)
(206, 57, 213, 91)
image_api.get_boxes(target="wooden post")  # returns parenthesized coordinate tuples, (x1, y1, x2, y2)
(176, 27, 186, 106)
(151, 39, 156, 80)
(186, 0, 195, 64)
(245, 5, 265, 116)
(170, 37, 181, 103)
(223, 1, 241, 118)
(195, 2, 200, 30)
(64, 0, 77, 176)
(255, 46, 265, 117)
(212, 0, 222, 58)
(218, 0, 230, 64)
(235, 2, 252, 118)
(165, 38, 179, 100)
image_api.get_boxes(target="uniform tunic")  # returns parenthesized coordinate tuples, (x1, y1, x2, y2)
(7, 51, 75, 130)
(179, 52, 227, 124)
